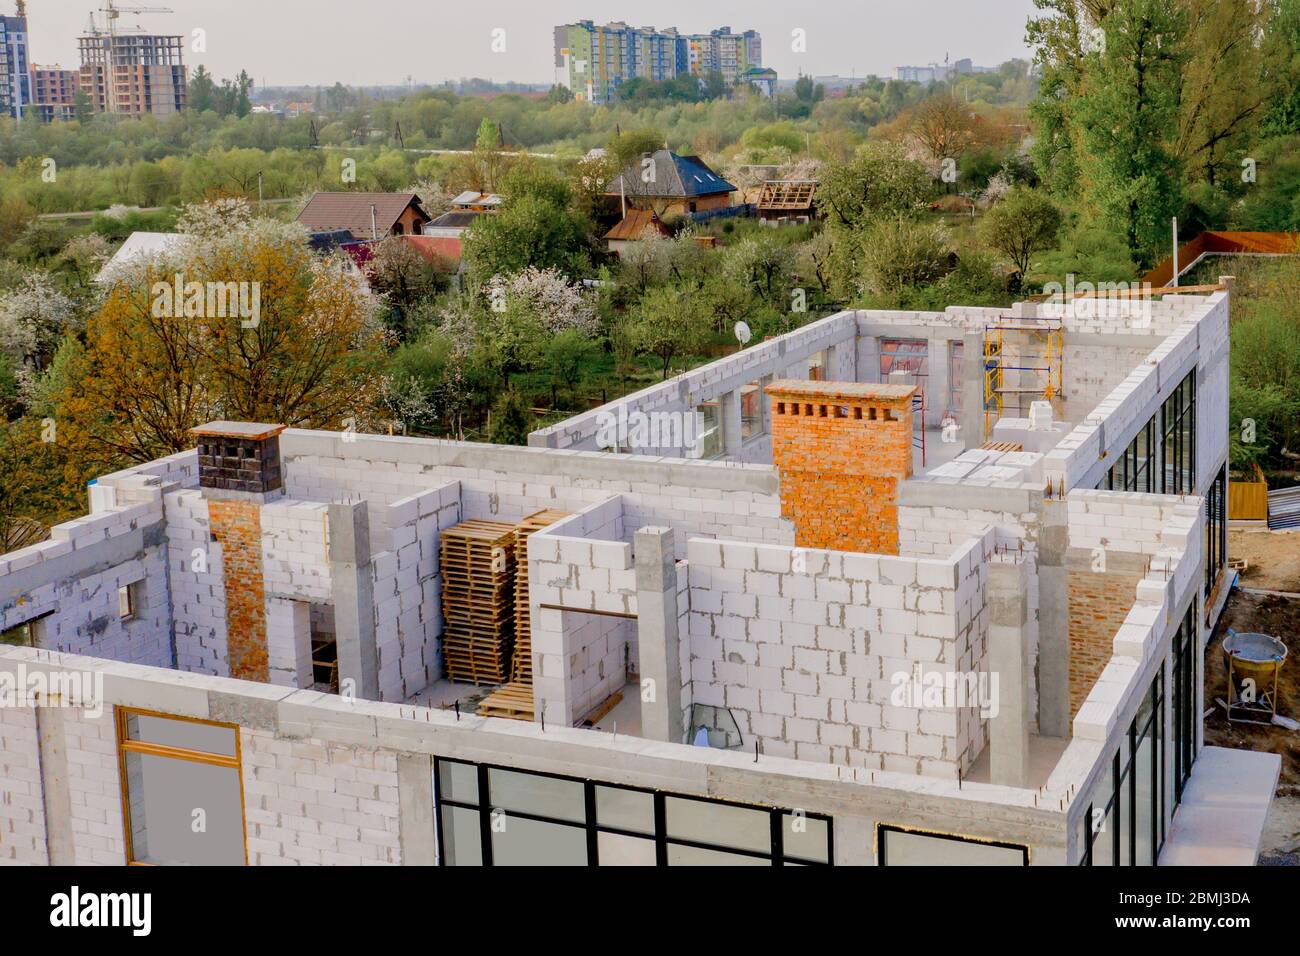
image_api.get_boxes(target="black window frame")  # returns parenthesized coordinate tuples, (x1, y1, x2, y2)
(1160, 371, 1196, 496)
(1079, 665, 1166, 866)
(1204, 465, 1227, 598)
(1171, 602, 1198, 804)
(1097, 370, 1197, 497)
(433, 757, 833, 867)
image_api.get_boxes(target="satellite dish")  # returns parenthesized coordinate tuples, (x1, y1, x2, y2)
(734, 321, 752, 345)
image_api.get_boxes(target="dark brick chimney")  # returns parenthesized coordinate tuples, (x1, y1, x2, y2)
(190, 421, 285, 501)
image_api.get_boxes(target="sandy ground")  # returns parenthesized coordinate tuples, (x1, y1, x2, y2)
(1229, 528, 1300, 593)
(1204, 589, 1300, 863)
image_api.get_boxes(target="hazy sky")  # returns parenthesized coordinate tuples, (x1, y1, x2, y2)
(24, 0, 1039, 87)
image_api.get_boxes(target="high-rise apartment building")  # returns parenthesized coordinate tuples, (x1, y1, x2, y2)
(77, 30, 187, 116)
(30, 64, 78, 121)
(0, 8, 31, 120)
(555, 20, 760, 104)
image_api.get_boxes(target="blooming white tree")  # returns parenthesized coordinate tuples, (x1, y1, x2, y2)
(0, 270, 77, 372)
(486, 266, 599, 337)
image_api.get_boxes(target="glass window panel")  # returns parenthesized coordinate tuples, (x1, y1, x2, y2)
(667, 843, 770, 866)
(124, 714, 237, 757)
(782, 813, 829, 863)
(597, 831, 656, 866)
(881, 829, 1025, 866)
(488, 768, 585, 823)
(664, 796, 770, 854)
(697, 401, 723, 459)
(439, 805, 482, 866)
(740, 384, 762, 441)
(437, 760, 479, 805)
(491, 816, 588, 866)
(1135, 731, 1155, 866)
(1118, 769, 1132, 866)
(595, 785, 654, 834)
(124, 751, 244, 865)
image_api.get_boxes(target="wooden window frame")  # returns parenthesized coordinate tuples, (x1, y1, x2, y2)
(115, 706, 249, 866)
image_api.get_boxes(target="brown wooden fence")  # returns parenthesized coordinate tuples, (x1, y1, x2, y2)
(1229, 464, 1269, 521)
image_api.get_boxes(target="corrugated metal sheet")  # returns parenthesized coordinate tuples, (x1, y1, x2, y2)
(1267, 485, 1300, 530)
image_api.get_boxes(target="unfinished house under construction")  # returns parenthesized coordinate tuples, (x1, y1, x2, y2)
(0, 284, 1277, 866)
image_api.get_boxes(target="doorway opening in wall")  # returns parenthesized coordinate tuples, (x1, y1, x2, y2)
(310, 603, 339, 693)
(115, 708, 248, 866)
(433, 757, 832, 866)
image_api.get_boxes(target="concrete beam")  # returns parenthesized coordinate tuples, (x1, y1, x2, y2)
(634, 526, 682, 744)
(328, 501, 379, 702)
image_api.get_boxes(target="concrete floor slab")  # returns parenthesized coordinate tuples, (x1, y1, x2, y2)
(1158, 745, 1281, 866)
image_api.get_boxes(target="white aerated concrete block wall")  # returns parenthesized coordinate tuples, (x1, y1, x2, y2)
(260, 500, 331, 602)
(0, 705, 47, 864)
(372, 482, 460, 701)
(165, 489, 229, 676)
(62, 707, 127, 865)
(0, 502, 170, 667)
(241, 730, 402, 865)
(684, 531, 992, 777)
(529, 499, 637, 725)
(530, 310, 859, 453)
(282, 447, 793, 555)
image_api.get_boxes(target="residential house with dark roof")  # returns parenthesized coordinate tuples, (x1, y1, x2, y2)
(605, 149, 736, 217)
(296, 192, 432, 241)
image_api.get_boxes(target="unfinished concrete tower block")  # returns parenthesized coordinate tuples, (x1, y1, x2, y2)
(191, 421, 286, 683)
(766, 380, 915, 555)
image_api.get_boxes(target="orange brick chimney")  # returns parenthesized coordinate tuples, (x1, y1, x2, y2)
(766, 380, 915, 555)
(191, 421, 286, 683)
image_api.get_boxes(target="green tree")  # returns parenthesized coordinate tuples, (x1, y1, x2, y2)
(487, 389, 531, 445)
(980, 187, 1063, 280)
(630, 285, 709, 379)
(189, 65, 216, 113)
(462, 194, 591, 287)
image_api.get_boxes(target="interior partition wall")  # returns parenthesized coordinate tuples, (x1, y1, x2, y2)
(434, 758, 832, 866)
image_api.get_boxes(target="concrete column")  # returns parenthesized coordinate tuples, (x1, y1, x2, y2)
(961, 330, 984, 442)
(988, 558, 1031, 788)
(397, 753, 437, 865)
(328, 500, 379, 702)
(927, 336, 950, 427)
(635, 526, 682, 743)
(721, 389, 742, 457)
(1037, 499, 1070, 737)
(34, 704, 75, 865)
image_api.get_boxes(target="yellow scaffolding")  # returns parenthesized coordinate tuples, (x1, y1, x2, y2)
(983, 318, 1064, 440)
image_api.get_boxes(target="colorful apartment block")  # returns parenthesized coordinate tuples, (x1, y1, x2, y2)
(555, 20, 761, 104)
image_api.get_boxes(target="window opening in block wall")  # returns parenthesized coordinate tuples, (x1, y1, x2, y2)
(433, 757, 831, 866)
(687, 703, 743, 749)
(115, 708, 247, 866)
(1, 611, 53, 647)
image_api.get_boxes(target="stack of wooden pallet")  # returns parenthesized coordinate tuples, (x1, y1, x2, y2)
(477, 509, 570, 721)
(439, 519, 518, 685)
